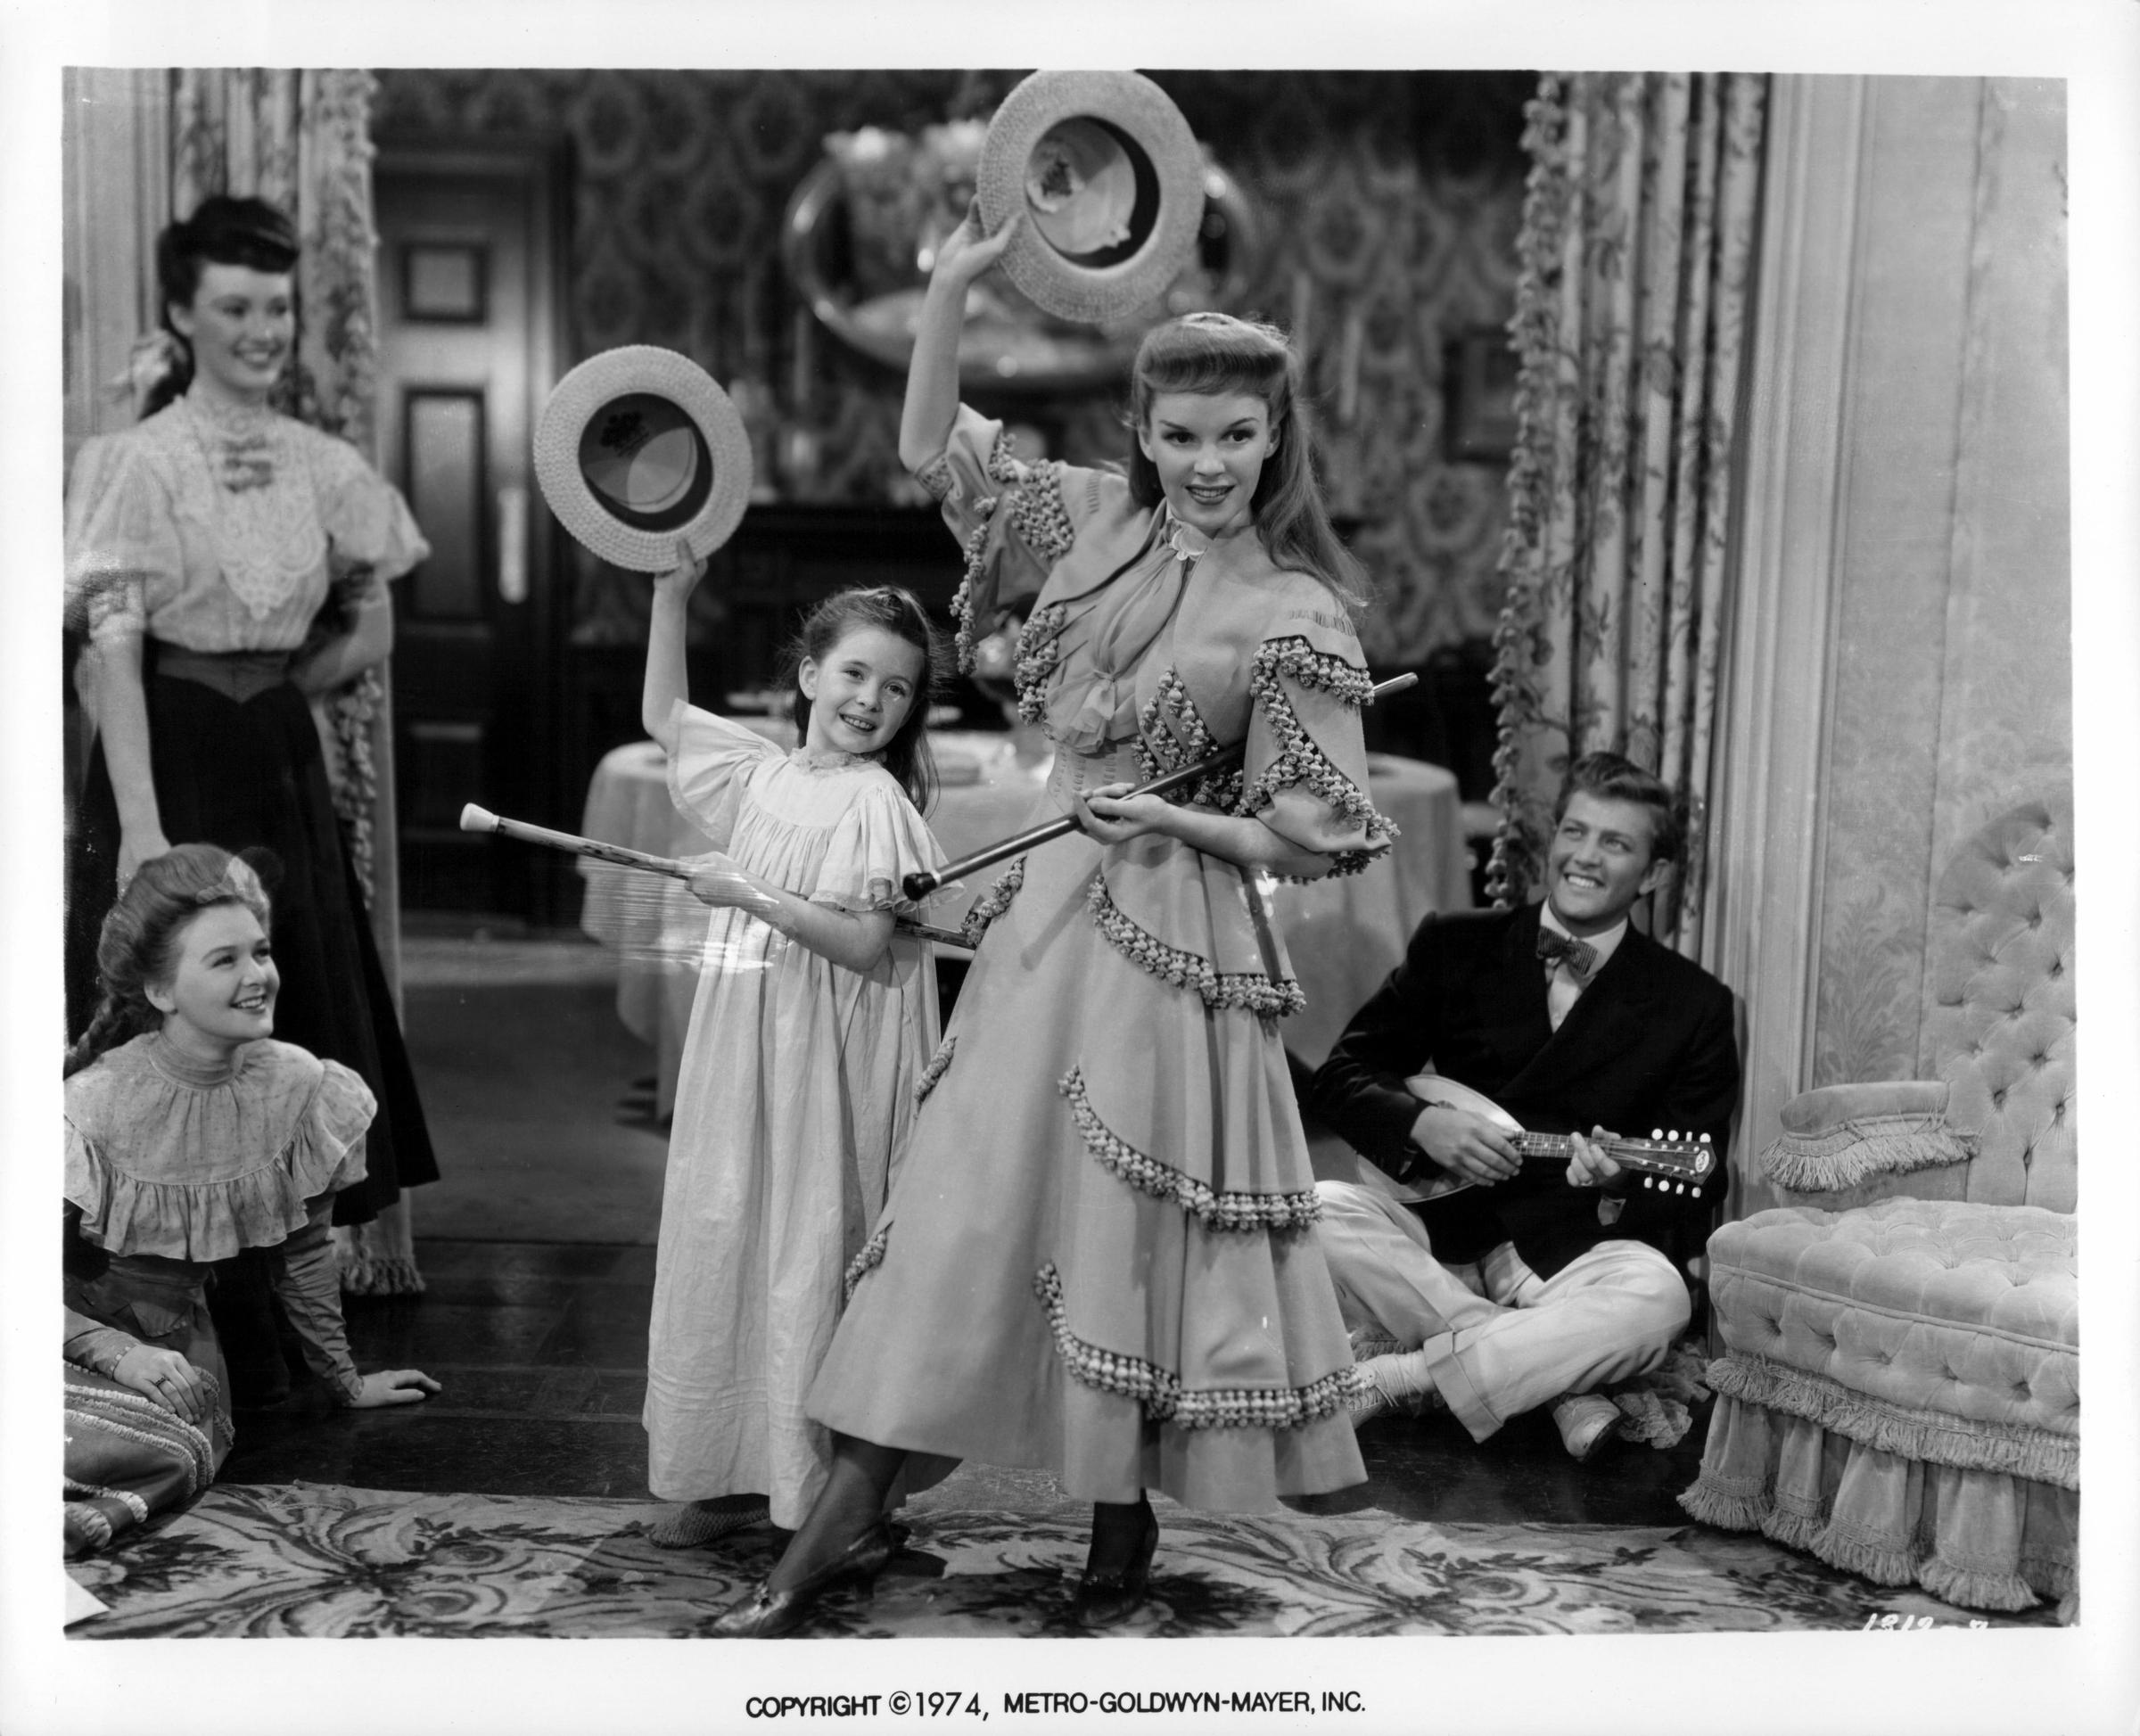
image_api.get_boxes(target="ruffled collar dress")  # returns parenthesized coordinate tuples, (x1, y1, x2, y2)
(642, 706, 951, 1528)
(806, 407, 1393, 1510)
(63, 1035, 376, 1471)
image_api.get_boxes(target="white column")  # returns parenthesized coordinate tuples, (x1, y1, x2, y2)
(62, 70, 169, 468)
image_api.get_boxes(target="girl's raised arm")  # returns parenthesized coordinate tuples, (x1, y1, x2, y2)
(642, 539, 706, 753)
(898, 202, 1020, 475)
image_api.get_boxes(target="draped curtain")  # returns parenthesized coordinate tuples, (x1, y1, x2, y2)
(169, 70, 416, 1290)
(170, 68, 392, 908)
(1486, 73, 1766, 957)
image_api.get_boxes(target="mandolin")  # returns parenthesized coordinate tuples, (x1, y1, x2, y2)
(1348, 1074, 1716, 1206)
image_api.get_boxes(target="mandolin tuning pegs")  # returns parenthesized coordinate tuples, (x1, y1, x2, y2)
(1700, 1133, 1713, 1144)
(1651, 1128, 1663, 1140)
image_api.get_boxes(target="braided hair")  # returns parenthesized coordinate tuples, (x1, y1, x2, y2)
(64, 844, 275, 1079)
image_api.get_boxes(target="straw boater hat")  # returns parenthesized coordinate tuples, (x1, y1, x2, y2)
(975, 70, 1206, 325)
(533, 347, 753, 572)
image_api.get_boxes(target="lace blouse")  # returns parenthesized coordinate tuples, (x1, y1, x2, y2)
(66, 391, 430, 654)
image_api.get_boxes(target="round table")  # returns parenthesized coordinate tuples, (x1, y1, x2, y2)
(578, 727, 1469, 1115)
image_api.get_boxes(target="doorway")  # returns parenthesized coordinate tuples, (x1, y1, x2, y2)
(373, 142, 572, 923)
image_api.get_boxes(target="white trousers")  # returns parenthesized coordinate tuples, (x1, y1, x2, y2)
(1313, 1179, 1691, 1442)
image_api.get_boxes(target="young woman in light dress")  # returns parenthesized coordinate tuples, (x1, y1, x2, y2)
(719, 207, 1391, 1636)
(638, 566, 951, 1549)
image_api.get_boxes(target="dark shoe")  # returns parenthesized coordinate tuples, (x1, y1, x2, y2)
(712, 1518, 893, 1639)
(1071, 1504, 1160, 1630)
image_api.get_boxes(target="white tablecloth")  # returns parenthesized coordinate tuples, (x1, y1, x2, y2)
(578, 728, 1469, 1115)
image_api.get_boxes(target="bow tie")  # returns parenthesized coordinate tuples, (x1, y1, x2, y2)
(1536, 928, 1599, 978)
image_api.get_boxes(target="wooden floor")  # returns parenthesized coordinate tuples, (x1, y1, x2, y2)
(225, 1235, 1712, 1528)
(219, 928, 1722, 1520)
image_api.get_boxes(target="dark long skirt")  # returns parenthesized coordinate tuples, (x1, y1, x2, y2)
(64, 656, 439, 1226)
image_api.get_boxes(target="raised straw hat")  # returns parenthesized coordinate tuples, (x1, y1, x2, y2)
(533, 346, 753, 572)
(975, 70, 1206, 325)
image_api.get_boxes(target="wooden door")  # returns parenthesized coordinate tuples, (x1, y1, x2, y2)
(374, 144, 569, 920)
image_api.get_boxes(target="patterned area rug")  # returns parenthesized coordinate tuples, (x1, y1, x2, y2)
(65, 1481, 2057, 1638)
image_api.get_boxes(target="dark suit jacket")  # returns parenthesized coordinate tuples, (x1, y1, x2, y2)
(1308, 903, 1741, 1280)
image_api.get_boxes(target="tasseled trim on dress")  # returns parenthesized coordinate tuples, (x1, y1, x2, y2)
(951, 515, 992, 672)
(1032, 1263, 1355, 1430)
(1058, 1066, 1321, 1232)
(915, 1036, 957, 1107)
(958, 857, 1025, 947)
(1251, 635, 1378, 706)
(1004, 462, 1074, 565)
(1239, 641, 1396, 876)
(1085, 874, 1306, 1018)
(843, 1224, 891, 1304)
(1013, 605, 1068, 724)
(942, 437, 1073, 678)
(1132, 669, 1239, 808)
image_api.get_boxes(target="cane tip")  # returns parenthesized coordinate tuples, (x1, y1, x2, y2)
(901, 870, 940, 901)
(459, 803, 498, 834)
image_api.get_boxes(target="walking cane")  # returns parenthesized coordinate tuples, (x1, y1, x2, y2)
(898, 671, 1418, 901)
(457, 805, 977, 948)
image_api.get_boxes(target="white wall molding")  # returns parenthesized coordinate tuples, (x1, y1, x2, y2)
(62, 69, 168, 469)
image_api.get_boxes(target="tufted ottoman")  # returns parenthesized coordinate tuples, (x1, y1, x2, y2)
(1683, 1195, 2077, 1610)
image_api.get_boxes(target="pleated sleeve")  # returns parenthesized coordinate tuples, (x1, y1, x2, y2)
(666, 702, 784, 850)
(913, 404, 1104, 672)
(809, 771, 951, 915)
(1237, 580, 1396, 875)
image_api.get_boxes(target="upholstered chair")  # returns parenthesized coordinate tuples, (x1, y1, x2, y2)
(1680, 794, 2078, 1618)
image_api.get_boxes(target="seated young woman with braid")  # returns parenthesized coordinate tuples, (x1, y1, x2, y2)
(62, 844, 437, 1557)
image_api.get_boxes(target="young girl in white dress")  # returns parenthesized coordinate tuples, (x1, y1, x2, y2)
(638, 552, 951, 1547)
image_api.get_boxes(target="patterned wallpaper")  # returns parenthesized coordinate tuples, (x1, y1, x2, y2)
(371, 70, 1533, 662)
(1809, 79, 2070, 1088)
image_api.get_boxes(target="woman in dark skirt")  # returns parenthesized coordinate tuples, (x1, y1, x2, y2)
(64, 195, 440, 1387)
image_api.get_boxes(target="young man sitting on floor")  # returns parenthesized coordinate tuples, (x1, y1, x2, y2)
(1307, 752, 1741, 1461)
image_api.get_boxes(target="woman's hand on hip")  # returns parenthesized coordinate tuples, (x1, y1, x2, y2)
(351, 1368, 442, 1408)
(111, 1345, 212, 1425)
